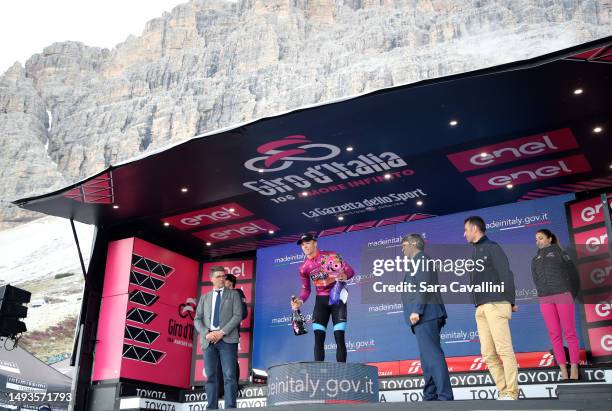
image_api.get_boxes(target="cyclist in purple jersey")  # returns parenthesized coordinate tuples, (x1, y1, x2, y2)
(291, 233, 355, 362)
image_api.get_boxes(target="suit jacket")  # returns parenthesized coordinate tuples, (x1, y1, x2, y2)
(470, 235, 516, 306)
(194, 287, 242, 350)
(401, 252, 447, 333)
(236, 288, 248, 320)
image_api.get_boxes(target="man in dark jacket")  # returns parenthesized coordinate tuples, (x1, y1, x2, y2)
(464, 216, 518, 401)
(400, 234, 453, 401)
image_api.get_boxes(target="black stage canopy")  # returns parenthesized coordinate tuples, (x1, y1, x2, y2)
(14, 37, 612, 257)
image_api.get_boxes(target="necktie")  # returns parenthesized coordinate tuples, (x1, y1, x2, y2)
(212, 290, 222, 328)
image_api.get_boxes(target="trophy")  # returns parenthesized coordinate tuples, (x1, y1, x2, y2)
(290, 295, 307, 336)
(328, 280, 345, 306)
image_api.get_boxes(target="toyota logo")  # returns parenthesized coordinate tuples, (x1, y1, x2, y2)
(244, 135, 341, 172)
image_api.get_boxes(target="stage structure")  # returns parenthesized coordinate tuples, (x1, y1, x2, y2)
(12, 37, 612, 411)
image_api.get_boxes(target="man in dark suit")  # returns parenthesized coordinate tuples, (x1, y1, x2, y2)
(400, 233, 453, 401)
(194, 267, 243, 409)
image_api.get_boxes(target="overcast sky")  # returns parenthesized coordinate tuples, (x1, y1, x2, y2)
(0, 0, 186, 74)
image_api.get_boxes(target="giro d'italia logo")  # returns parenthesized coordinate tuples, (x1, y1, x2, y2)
(178, 297, 197, 320)
(244, 135, 341, 173)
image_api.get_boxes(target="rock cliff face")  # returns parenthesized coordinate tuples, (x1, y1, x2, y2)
(1, 0, 610, 228)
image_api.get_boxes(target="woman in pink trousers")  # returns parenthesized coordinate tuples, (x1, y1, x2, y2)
(531, 229, 580, 380)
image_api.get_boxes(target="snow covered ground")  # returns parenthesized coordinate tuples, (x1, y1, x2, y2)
(0, 217, 94, 358)
(0, 216, 94, 285)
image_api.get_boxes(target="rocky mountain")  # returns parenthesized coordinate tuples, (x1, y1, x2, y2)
(1, 0, 611, 228)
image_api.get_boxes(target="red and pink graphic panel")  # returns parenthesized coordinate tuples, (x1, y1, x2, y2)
(162, 203, 254, 230)
(466, 155, 591, 192)
(583, 292, 612, 324)
(566, 192, 612, 364)
(93, 238, 198, 388)
(194, 219, 279, 243)
(447, 129, 579, 172)
(587, 326, 612, 358)
(579, 259, 612, 291)
(202, 260, 254, 281)
(569, 194, 612, 229)
(574, 226, 609, 259)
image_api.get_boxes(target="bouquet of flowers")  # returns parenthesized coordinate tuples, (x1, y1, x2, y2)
(321, 253, 348, 306)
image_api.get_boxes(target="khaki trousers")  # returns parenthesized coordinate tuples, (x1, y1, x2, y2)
(475, 302, 519, 399)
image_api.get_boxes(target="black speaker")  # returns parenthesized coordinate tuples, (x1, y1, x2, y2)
(0, 284, 31, 337)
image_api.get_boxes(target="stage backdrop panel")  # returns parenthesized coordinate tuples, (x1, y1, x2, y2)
(92, 238, 198, 388)
(565, 191, 612, 363)
(253, 194, 583, 370)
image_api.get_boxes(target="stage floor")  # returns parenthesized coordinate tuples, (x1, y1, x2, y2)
(119, 398, 612, 411)
(117, 384, 612, 411)
(243, 400, 608, 411)
(239, 386, 612, 411)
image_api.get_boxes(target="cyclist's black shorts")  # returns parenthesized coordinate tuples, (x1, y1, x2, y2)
(312, 295, 347, 326)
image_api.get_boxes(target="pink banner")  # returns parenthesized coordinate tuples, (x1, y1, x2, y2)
(578, 258, 612, 291)
(92, 294, 129, 381)
(569, 194, 612, 229)
(466, 155, 591, 192)
(447, 128, 579, 172)
(162, 202, 253, 230)
(202, 260, 254, 281)
(574, 226, 609, 259)
(587, 326, 612, 358)
(194, 219, 279, 243)
(584, 292, 612, 323)
(239, 332, 251, 355)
